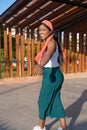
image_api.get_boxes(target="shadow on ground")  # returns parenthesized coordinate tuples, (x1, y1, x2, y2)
(0, 120, 16, 130)
(46, 89, 87, 130)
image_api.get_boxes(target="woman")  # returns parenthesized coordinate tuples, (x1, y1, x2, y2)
(33, 20, 67, 130)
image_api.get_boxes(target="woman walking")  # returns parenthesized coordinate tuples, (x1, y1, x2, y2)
(33, 20, 67, 130)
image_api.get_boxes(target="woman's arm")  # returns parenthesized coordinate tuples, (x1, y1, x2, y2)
(34, 40, 56, 75)
(40, 40, 56, 67)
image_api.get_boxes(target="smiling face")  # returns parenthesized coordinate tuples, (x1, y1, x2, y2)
(39, 24, 52, 40)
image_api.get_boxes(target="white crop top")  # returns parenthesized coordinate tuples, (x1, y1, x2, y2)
(43, 44, 60, 68)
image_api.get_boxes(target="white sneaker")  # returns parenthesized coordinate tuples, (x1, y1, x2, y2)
(32, 125, 46, 130)
(58, 127, 63, 130)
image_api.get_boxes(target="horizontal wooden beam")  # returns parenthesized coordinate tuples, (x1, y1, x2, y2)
(4, 0, 47, 28)
(18, 2, 62, 28)
(30, 4, 73, 29)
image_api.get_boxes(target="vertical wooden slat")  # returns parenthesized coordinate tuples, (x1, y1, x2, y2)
(72, 32, 77, 73)
(31, 30, 34, 76)
(16, 28, 20, 77)
(0, 28, 1, 78)
(68, 33, 70, 73)
(82, 34, 84, 72)
(79, 32, 84, 72)
(9, 28, 13, 77)
(20, 29, 24, 77)
(76, 33, 79, 73)
(63, 31, 67, 74)
(37, 39, 41, 54)
(63, 31, 69, 74)
(37, 31, 41, 54)
(4, 28, 9, 78)
(67, 32, 69, 73)
(86, 34, 87, 72)
(27, 28, 30, 76)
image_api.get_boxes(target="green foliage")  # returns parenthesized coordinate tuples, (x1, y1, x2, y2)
(0, 49, 4, 60)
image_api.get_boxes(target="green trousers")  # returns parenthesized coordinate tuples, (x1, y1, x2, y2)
(38, 67, 66, 120)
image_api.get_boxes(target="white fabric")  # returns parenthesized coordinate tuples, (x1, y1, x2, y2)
(44, 44, 60, 68)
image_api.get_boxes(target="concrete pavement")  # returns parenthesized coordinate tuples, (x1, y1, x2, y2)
(0, 73, 87, 130)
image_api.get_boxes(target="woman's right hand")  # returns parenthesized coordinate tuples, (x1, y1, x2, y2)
(34, 64, 42, 75)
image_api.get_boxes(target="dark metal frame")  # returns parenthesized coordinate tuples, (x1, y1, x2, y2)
(53, 0, 87, 8)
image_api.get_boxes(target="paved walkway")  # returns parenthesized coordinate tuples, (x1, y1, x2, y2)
(0, 73, 87, 130)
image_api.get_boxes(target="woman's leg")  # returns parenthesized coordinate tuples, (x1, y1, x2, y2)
(59, 118, 67, 130)
(39, 119, 46, 129)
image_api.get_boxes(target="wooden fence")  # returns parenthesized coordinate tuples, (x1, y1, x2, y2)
(0, 28, 87, 78)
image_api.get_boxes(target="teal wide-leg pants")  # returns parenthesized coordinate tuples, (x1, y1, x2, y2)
(38, 67, 66, 120)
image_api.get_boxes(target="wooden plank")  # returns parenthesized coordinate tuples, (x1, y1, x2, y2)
(20, 29, 24, 76)
(4, 28, 9, 77)
(85, 34, 87, 72)
(63, 31, 69, 73)
(9, 28, 13, 77)
(27, 28, 30, 76)
(5, 0, 47, 28)
(0, 28, 1, 78)
(82, 33, 84, 72)
(79, 32, 84, 72)
(19, 2, 61, 28)
(37, 31, 41, 56)
(67, 32, 71, 73)
(67, 32, 70, 73)
(37, 40, 41, 55)
(19, 34, 21, 77)
(16, 28, 20, 77)
(31, 30, 34, 76)
(72, 32, 77, 73)
(31, 5, 72, 29)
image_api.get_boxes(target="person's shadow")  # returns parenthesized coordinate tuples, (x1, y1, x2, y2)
(45, 89, 87, 130)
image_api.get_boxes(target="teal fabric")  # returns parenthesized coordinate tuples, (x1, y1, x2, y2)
(38, 67, 66, 120)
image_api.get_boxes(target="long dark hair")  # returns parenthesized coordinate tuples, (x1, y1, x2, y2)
(53, 35, 64, 65)
(41, 23, 64, 65)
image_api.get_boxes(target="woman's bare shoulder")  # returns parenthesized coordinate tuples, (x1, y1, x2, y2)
(47, 39, 56, 52)
(48, 39, 56, 47)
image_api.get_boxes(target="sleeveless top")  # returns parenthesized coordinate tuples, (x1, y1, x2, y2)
(43, 43, 60, 68)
